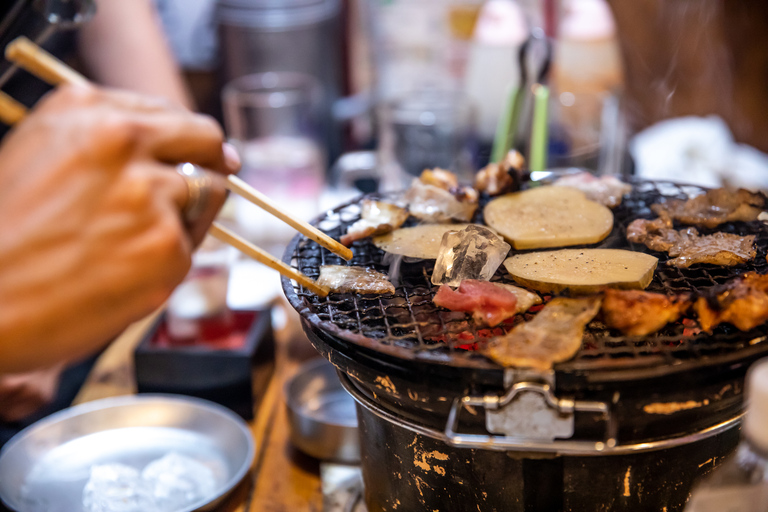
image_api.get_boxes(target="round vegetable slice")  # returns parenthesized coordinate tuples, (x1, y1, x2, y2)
(484, 186, 614, 249)
(503, 249, 659, 294)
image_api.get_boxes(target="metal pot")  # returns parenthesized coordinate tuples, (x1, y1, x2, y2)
(285, 357, 360, 463)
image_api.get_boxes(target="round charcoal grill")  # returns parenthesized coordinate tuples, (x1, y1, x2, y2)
(282, 180, 768, 512)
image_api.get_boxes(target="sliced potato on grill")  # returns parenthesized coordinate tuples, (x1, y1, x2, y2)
(484, 186, 614, 249)
(372, 223, 477, 259)
(503, 249, 658, 294)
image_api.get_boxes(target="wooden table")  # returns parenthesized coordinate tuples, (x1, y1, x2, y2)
(73, 303, 325, 512)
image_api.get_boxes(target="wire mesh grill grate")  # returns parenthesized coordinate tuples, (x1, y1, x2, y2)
(286, 180, 768, 372)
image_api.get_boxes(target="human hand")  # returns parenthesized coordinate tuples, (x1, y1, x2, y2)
(0, 364, 64, 423)
(0, 85, 239, 372)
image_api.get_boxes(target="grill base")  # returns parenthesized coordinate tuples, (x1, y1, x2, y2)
(357, 404, 738, 512)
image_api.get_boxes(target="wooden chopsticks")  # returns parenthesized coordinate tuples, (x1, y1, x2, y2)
(224, 174, 351, 261)
(6, 36, 89, 87)
(0, 91, 26, 125)
(2, 36, 346, 297)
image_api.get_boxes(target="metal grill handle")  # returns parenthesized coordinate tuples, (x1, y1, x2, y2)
(339, 371, 742, 456)
(444, 379, 618, 454)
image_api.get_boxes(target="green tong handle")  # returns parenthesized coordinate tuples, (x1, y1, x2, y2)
(491, 85, 521, 164)
(529, 84, 550, 173)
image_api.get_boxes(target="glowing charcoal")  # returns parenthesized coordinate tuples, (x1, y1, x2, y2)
(431, 225, 511, 286)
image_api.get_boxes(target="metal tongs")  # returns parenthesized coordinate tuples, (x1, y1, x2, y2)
(0, 37, 351, 296)
(491, 27, 552, 173)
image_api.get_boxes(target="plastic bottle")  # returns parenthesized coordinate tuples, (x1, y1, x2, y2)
(685, 359, 768, 512)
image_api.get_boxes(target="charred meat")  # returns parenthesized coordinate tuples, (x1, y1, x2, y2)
(474, 150, 526, 196)
(602, 289, 691, 336)
(433, 280, 541, 327)
(317, 265, 396, 295)
(627, 219, 756, 268)
(341, 200, 409, 246)
(695, 272, 768, 332)
(626, 217, 675, 252)
(482, 296, 602, 370)
(651, 188, 766, 229)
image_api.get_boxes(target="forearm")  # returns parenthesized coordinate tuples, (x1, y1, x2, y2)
(77, 0, 194, 109)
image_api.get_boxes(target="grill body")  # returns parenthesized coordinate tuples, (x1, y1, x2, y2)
(306, 324, 746, 511)
(282, 181, 768, 511)
(356, 404, 738, 512)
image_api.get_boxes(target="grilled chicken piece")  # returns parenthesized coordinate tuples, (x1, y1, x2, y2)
(626, 219, 756, 268)
(420, 167, 460, 189)
(651, 188, 766, 229)
(474, 150, 526, 196)
(405, 168, 479, 222)
(433, 280, 541, 327)
(340, 200, 409, 246)
(601, 289, 691, 336)
(552, 172, 632, 208)
(695, 272, 768, 332)
(317, 265, 395, 295)
(483, 296, 602, 370)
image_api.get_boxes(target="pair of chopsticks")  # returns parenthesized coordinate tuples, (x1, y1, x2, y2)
(0, 36, 349, 297)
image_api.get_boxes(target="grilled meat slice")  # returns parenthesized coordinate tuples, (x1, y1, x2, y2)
(552, 172, 632, 208)
(405, 168, 479, 223)
(651, 188, 766, 229)
(602, 289, 692, 336)
(317, 265, 396, 295)
(340, 200, 409, 246)
(483, 296, 602, 370)
(695, 272, 768, 332)
(626, 219, 756, 268)
(626, 217, 676, 252)
(433, 280, 541, 327)
(667, 232, 756, 268)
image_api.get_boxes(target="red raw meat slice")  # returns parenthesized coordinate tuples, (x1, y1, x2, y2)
(434, 280, 518, 327)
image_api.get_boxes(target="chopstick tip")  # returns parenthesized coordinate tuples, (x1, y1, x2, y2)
(339, 246, 354, 261)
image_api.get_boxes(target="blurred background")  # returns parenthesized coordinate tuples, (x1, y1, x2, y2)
(151, 0, 768, 326)
(0, 3, 767, 506)
(4, 0, 767, 348)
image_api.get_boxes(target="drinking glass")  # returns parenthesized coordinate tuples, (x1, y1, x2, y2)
(222, 72, 326, 256)
(378, 88, 478, 187)
(545, 90, 629, 177)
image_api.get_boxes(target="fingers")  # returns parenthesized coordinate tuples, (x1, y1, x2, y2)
(29, 84, 236, 256)
(172, 165, 228, 246)
(34, 85, 240, 176)
(145, 162, 228, 247)
(222, 142, 242, 174)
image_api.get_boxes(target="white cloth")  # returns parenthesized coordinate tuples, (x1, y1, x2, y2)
(630, 115, 768, 191)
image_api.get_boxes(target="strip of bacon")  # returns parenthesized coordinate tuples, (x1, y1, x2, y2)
(482, 297, 602, 370)
(433, 280, 540, 327)
(601, 289, 691, 336)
